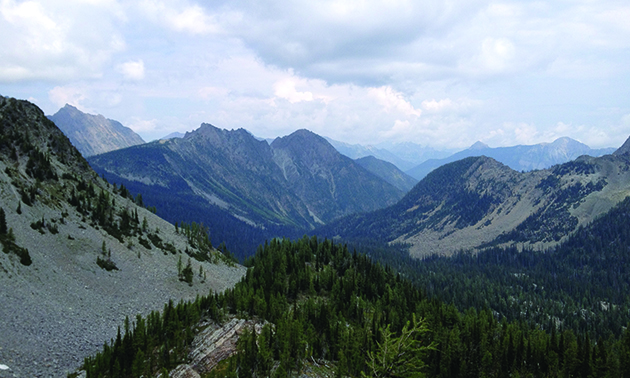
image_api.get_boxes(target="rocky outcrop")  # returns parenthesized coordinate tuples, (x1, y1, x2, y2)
(171, 318, 262, 378)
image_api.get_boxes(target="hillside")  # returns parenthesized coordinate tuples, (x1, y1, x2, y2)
(48, 104, 145, 157)
(88, 125, 403, 258)
(407, 137, 615, 180)
(320, 145, 630, 257)
(0, 96, 245, 376)
(355, 155, 417, 192)
(81, 236, 630, 378)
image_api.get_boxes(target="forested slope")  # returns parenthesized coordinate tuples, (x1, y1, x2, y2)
(81, 237, 630, 377)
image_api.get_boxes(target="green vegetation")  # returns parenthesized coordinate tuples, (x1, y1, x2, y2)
(0, 207, 31, 266)
(81, 236, 630, 377)
(361, 194, 630, 343)
(97, 241, 118, 271)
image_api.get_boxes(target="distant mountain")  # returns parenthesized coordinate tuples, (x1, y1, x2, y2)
(375, 140, 454, 167)
(159, 131, 185, 140)
(326, 138, 452, 171)
(355, 155, 417, 192)
(325, 138, 415, 170)
(48, 104, 145, 156)
(88, 125, 403, 257)
(406, 137, 615, 180)
(319, 137, 630, 257)
(0, 96, 243, 376)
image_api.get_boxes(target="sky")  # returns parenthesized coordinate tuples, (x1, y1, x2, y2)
(1, 0, 629, 150)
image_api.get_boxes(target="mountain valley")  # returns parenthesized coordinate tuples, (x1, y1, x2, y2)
(4, 95, 630, 377)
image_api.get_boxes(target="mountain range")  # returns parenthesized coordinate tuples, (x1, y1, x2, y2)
(406, 137, 615, 180)
(0, 96, 244, 376)
(48, 104, 145, 157)
(47, 105, 615, 190)
(319, 140, 630, 257)
(325, 137, 452, 171)
(87, 125, 404, 258)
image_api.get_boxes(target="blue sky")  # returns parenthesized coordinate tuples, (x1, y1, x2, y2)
(1, 0, 629, 149)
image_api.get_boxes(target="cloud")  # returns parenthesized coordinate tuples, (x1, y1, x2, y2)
(117, 60, 145, 81)
(48, 85, 88, 109)
(3, 0, 629, 151)
(0, 0, 125, 82)
(478, 37, 516, 72)
(273, 79, 314, 103)
(137, 0, 222, 35)
(368, 86, 421, 117)
(127, 117, 158, 133)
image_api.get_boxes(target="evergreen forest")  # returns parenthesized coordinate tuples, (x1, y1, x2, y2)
(81, 236, 630, 377)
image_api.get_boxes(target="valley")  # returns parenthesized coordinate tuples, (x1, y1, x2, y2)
(2, 96, 630, 377)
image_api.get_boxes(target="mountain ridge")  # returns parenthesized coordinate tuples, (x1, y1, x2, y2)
(319, 138, 630, 257)
(88, 125, 404, 257)
(48, 104, 145, 157)
(406, 137, 616, 180)
(355, 155, 418, 192)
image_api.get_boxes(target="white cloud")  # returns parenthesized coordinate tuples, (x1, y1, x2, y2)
(117, 60, 145, 81)
(2, 0, 630, 151)
(48, 85, 87, 109)
(0, 0, 125, 82)
(273, 79, 314, 103)
(127, 117, 158, 133)
(137, 0, 221, 35)
(479, 37, 516, 72)
(368, 86, 421, 117)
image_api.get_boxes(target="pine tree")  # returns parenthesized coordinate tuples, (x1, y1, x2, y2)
(0, 207, 7, 235)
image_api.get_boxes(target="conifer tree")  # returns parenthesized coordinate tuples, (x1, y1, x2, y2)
(0, 207, 7, 235)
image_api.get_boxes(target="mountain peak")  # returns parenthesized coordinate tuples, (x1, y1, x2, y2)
(469, 141, 490, 150)
(48, 105, 144, 157)
(271, 129, 337, 156)
(549, 137, 588, 149)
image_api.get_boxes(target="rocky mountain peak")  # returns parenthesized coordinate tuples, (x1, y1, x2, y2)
(271, 129, 340, 163)
(48, 104, 144, 157)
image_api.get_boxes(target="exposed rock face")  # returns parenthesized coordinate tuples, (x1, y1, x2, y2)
(171, 318, 262, 378)
(48, 104, 145, 157)
(0, 97, 245, 377)
(321, 150, 630, 257)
